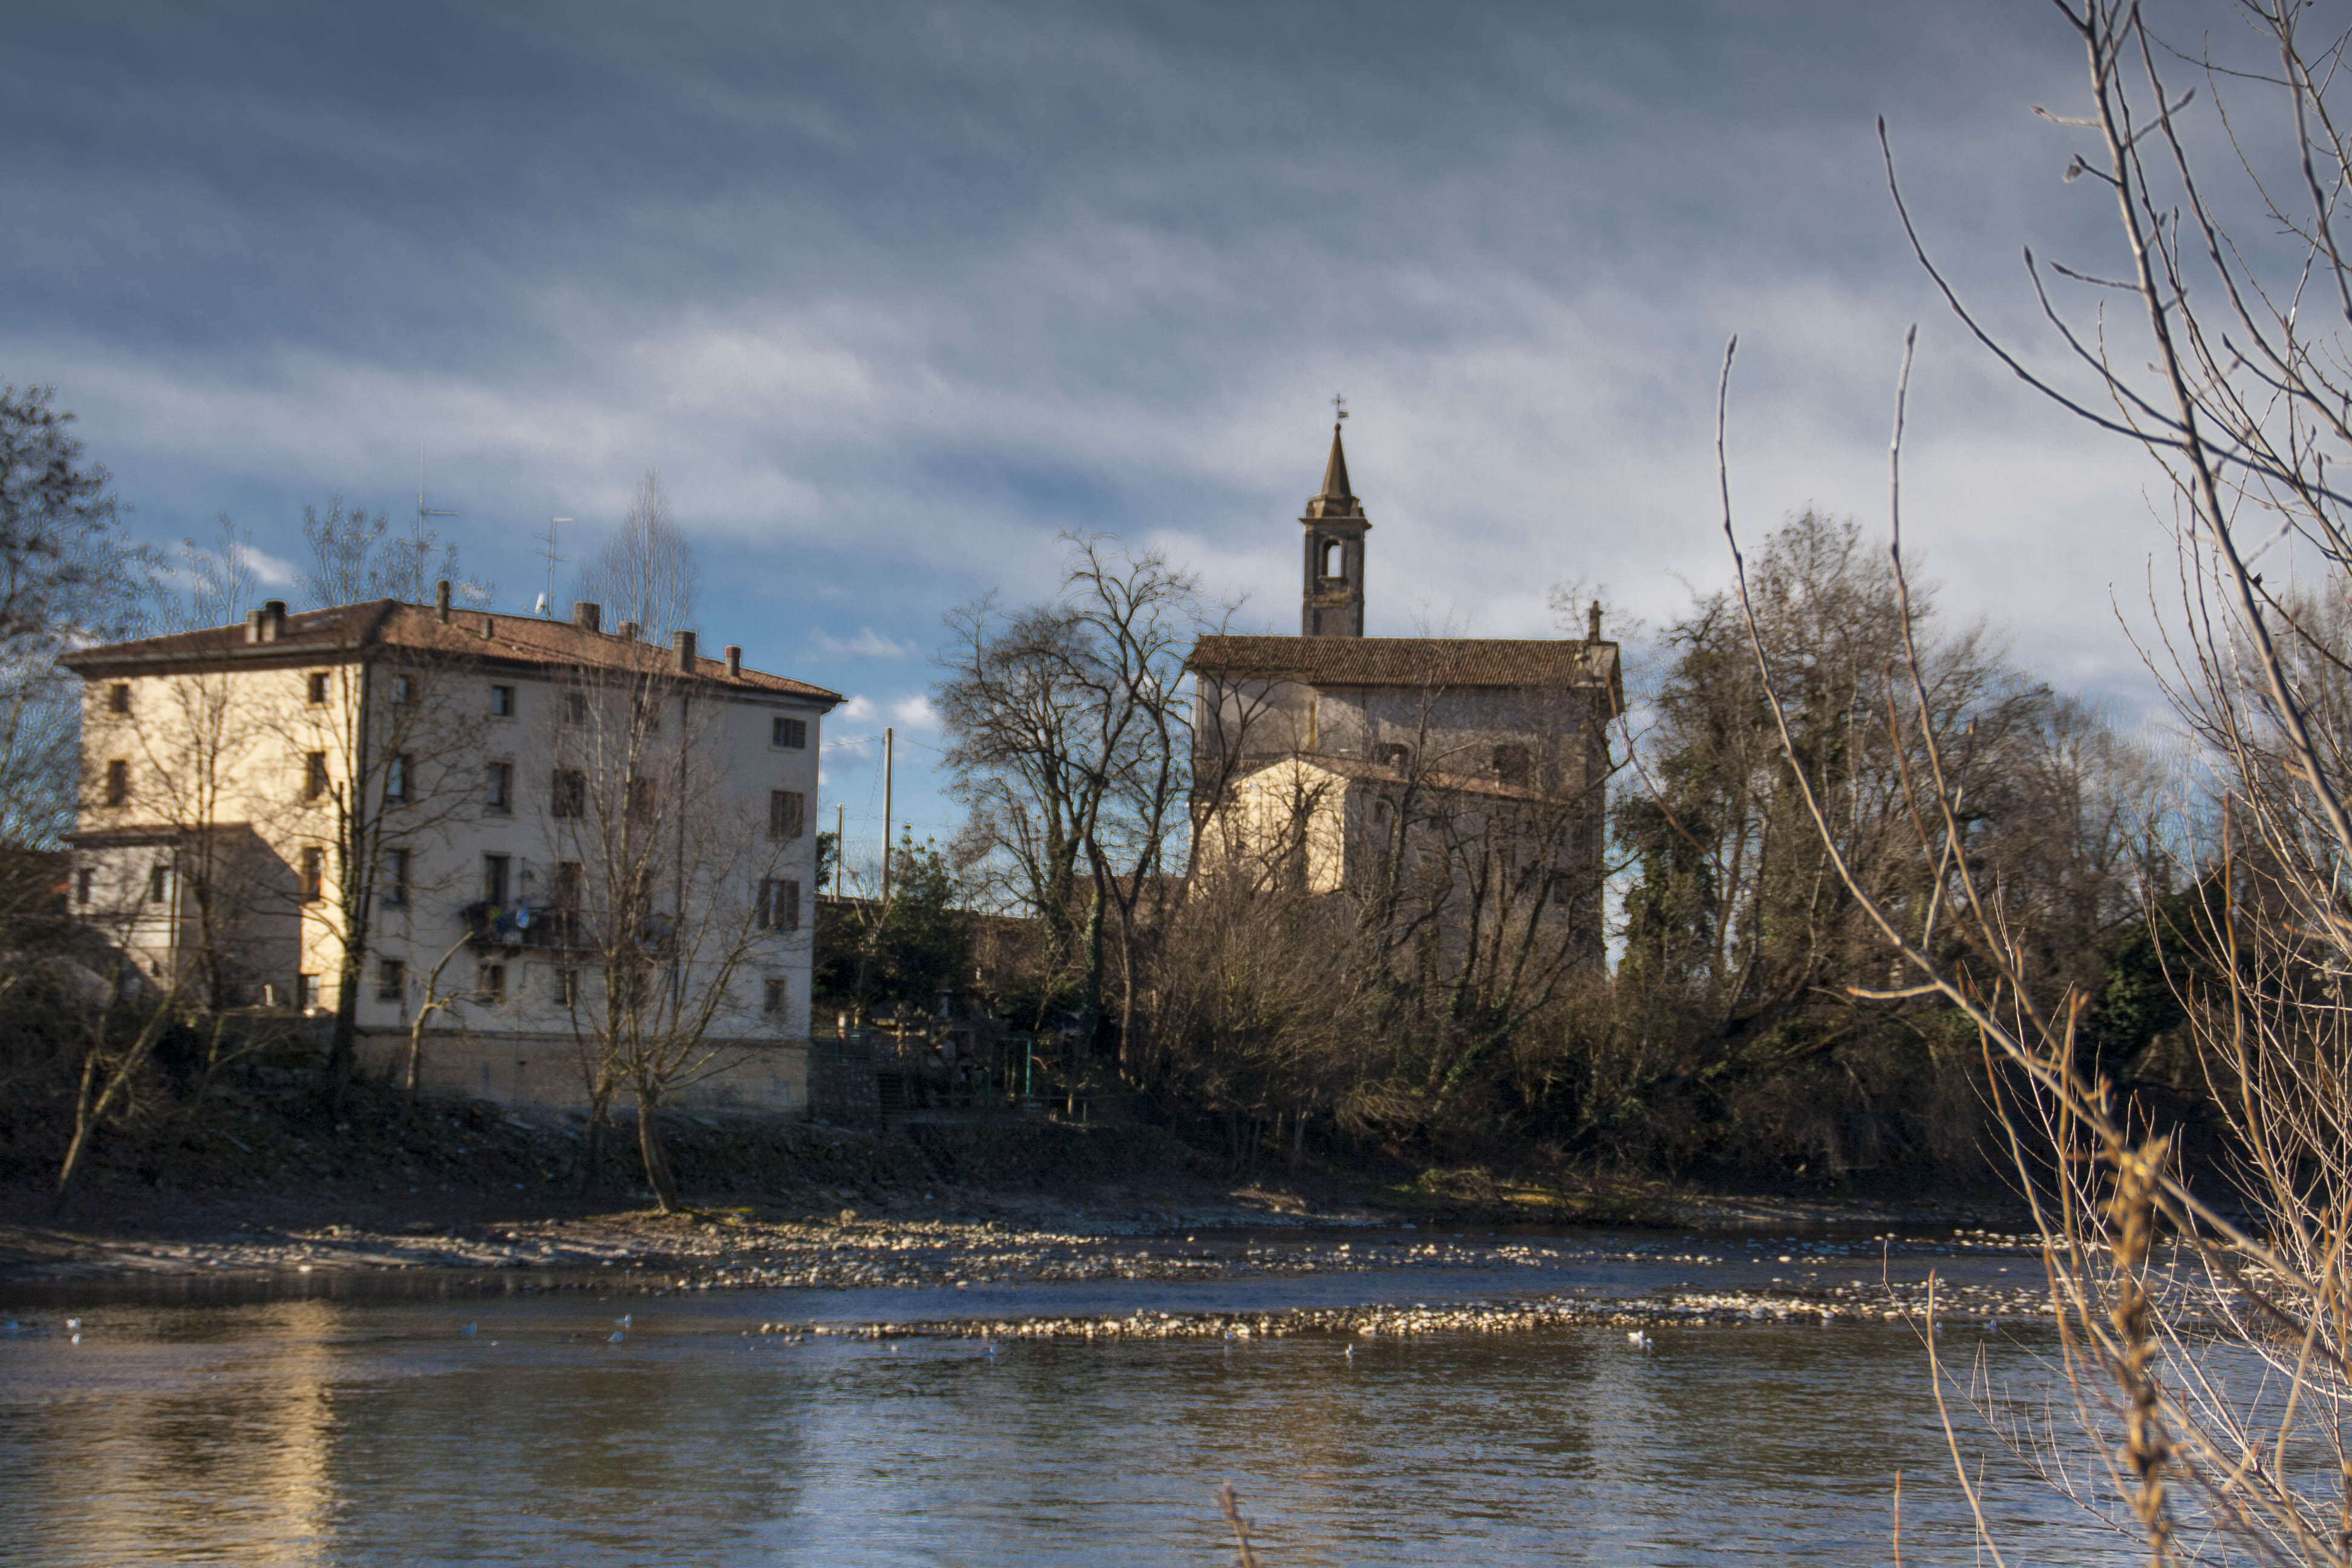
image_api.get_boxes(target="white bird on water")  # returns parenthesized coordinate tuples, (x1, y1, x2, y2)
(1627, 1330, 1652, 1351)
(613, 1315, 632, 1330)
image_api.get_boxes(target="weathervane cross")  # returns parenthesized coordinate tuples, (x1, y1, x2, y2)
(1333, 393, 1348, 425)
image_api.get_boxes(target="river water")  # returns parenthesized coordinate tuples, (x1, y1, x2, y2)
(0, 1226, 2131, 1566)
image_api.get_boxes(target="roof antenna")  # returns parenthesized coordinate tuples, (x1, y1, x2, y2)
(535, 516, 572, 617)
(417, 443, 457, 536)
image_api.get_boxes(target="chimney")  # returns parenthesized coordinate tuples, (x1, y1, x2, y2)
(244, 609, 264, 645)
(1587, 600, 1602, 643)
(674, 630, 697, 672)
(260, 601, 286, 643)
(724, 644, 742, 678)
(616, 621, 640, 642)
(481, 614, 495, 640)
(435, 580, 452, 623)
(573, 601, 602, 632)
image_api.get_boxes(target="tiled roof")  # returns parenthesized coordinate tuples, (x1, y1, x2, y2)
(1187, 635, 1616, 691)
(61, 600, 843, 705)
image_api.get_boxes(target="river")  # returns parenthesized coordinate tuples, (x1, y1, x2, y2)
(0, 1225, 2131, 1566)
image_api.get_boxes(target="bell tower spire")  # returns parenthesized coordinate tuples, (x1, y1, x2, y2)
(1301, 400, 1369, 638)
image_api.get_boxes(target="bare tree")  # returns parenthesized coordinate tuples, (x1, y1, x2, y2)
(551, 650, 795, 1210)
(0, 386, 158, 904)
(579, 471, 698, 639)
(552, 496, 789, 1209)
(1721, 5, 2352, 1552)
(936, 535, 1217, 1060)
(300, 496, 488, 610)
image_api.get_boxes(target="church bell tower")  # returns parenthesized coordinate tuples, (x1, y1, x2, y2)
(1301, 420, 1368, 638)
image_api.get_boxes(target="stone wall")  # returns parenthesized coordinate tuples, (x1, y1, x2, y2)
(355, 1029, 809, 1117)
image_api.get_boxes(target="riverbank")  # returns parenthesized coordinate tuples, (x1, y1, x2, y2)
(4, 1077, 2034, 1284)
(0, 1171, 2034, 1287)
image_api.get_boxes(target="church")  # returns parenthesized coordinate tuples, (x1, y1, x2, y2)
(1184, 420, 1619, 956)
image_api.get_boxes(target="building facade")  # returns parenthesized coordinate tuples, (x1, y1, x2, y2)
(1187, 424, 1621, 953)
(64, 590, 841, 1114)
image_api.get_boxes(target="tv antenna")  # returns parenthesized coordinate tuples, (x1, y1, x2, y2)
(536, 517, 572, 616)
(417, 444, 457, 534)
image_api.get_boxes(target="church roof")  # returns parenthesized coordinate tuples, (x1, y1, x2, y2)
(1187, 634, 1617, 693)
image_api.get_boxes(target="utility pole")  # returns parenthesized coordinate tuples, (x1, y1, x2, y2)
(834, 803, 845, 898)
(881, 725, 894, 905)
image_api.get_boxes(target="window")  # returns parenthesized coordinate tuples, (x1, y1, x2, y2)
(1322, 538, 1344, 579)
(551, 769, 586, 818)
(1492, 744, 1531, 788)
(553, 860, 583, 907)
(563, 691, 588, 725)
(490, 684, 515, 717)
(104, 759, 128, 806)
(74, 867, 92, 904)
(475, 962, 506, 1003)
(108, 684, 129, 715)
(307, 671, 329, 705)
(305, 751, 328, 800)
(391, 673, 414, 704)
(763, 976, 786, 1014)
(771, 716, 807, 750)
(631, 693, 662, 734)
(1376, 742, 1412, 771)
(384, 754, 409, 803)
(759, 878, 801, 932)
(296, 973, 319, 1010)
(483, 854, 511, 906)
(301, 847, 325, 902)
(486, 761, 513, 813)
(376, 958, 405, 1001)
(553, 968, 578, 1007)
(148, 864, 170, 903)
(626, 776, 655, 822)
(382, 848, 410, 907)
(768, 789, 805, 840)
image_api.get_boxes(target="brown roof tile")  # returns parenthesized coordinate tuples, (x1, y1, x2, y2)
(62, 600, 843, 705)
(1187, 634, 1617, 693)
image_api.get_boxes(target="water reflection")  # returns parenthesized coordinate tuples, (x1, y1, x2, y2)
(0, 1290, 2126, 1566)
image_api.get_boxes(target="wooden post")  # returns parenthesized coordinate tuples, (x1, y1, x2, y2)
(881, 725, 895, 904)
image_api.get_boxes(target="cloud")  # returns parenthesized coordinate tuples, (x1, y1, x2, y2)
(811, 626, 913, 659)
(238, 542, 298, 587)
(0, 1, 2194, 842)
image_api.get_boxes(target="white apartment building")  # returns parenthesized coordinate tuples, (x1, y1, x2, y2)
(63, 590, 842, 1114)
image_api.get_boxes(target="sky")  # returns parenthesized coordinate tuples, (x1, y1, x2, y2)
(0, 1, 2225, 868)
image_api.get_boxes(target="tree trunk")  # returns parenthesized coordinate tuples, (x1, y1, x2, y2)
(583, 1105, 610, 1195)
(635, 1093, 679, 1212)
(324, 914, 368, 1111)
(57, 983, 178, 1213)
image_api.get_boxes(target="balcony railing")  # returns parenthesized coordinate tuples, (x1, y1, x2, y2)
(460, 900, 580, 950)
